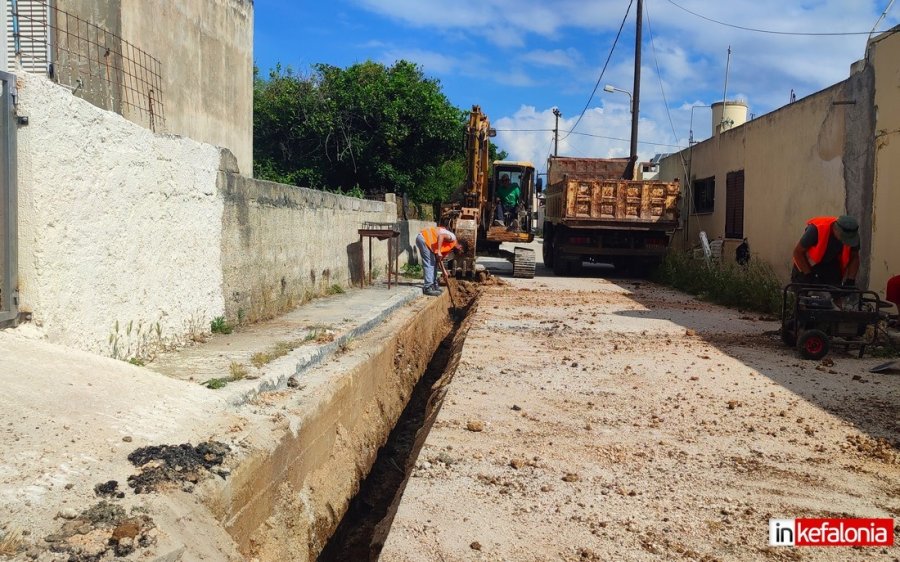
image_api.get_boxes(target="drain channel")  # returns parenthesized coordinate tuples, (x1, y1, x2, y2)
(318, 288, 479, 561)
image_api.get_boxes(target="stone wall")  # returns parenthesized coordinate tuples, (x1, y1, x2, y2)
(219, 173, 399, 324)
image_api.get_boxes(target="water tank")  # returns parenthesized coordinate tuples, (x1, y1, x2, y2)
(711, 100, 748, 135)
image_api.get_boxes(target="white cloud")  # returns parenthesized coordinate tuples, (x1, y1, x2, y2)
(519, 48, 581, 69)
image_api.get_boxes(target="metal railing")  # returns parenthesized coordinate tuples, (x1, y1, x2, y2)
(9, 0, 165, 131)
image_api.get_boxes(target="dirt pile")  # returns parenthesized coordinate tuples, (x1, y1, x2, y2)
(43, 501, 156, 561)
(127, 441, 230, 494)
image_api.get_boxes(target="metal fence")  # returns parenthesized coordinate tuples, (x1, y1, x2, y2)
(7, 0, 165, 131)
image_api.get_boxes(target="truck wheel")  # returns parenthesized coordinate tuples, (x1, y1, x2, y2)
(552, 246, 568, 276)
(797, 329, 829, 360)
(543, 232, 554, 267)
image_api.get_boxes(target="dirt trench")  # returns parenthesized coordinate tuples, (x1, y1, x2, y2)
(318, 279, 481, 561)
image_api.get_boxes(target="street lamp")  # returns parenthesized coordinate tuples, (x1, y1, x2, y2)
(603, 84, 633, 114)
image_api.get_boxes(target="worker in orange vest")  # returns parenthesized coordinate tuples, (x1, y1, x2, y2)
(791, 215, 861, 287)
(415, 225, 469, 296)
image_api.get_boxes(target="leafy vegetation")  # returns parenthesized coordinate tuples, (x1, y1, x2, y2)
(400, 262, 423, 278)
(210, 316, 233, 335)
(655, 251, 783, 316)
(254, 60, 504, 204)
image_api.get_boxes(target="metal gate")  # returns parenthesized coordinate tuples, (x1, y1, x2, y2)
(0, 69, 17, 326)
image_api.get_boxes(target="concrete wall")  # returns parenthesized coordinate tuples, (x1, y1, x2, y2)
(868, 30, 900, 295)
(14, 74, 414, 356)
(219, 175, 399, 324)
(659, 72, 881, 286)
(120, 0, 254, 175)
(16, 73, 226, 356)
(50, 0, 253, 175)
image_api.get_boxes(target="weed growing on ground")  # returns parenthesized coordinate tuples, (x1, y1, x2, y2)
(655, 251, 783, 316)
(327, 284, 346, 295)
(251, 341, 295, 368)
(229, 362, 248, 380)
(210, 316, 233, 335)
(401, 263, 423, 278)
(339, 336, 355, 353)
(0, 528, 23, 556)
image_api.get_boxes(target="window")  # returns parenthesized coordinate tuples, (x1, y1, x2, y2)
(725, 170, 745, 238)
(692, 176, 715, 214)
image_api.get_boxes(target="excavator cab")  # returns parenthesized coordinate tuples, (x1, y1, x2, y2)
(486, 161, 535, 239)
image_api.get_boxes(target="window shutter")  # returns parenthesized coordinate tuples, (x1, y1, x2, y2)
(725, 170, 745, 238)
(7, 0, 50, 74)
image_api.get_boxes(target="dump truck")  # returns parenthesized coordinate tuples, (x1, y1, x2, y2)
(441, 106, 537, 279)
(541, 156, 681, 276)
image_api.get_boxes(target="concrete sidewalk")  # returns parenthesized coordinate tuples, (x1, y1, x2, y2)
(148, 280, 424, 405)
(0, 277, 427, 557)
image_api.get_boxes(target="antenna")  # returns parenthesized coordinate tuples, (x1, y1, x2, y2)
(722, 45, 732, 105)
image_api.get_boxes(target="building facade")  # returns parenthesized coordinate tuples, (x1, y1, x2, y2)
(659, 29, 899, 298)
(5, 0, 253, 174)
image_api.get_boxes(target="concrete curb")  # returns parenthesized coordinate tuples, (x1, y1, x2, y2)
(224, 288, 424, 406)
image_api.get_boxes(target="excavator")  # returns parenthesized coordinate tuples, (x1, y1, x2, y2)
(441, 106, 537, 279)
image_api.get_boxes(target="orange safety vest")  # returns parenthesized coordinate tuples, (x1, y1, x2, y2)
(421, 226, 457, 255)
(795, 216, 851, 275)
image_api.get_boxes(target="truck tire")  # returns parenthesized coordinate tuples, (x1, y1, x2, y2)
(551, 232, 569, 277)
(542, 227, 554, 267)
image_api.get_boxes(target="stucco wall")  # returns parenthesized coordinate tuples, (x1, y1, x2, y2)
(660, 81, 859, 282)
(16, 73, 226, 356)
(120, 0, 254, 175)
(219, 176, 401, 324)
(15, 74, 419, 356)
(868, 30, 900, 296)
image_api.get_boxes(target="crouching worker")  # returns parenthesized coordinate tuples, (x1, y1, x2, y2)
(791, 215, 860, 288)
(415, 225, 469, 296)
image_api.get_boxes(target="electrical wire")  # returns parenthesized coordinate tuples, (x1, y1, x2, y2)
(646, 0, 690, 187)
(494, 128, 685, 149)
(561, 0, 634, 141)
(870, 0, 897, 42)
(645, 2, 680, 148)
(667, 0, 897, 36)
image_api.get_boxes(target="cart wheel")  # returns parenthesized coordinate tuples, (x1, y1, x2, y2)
(780, 322, 797, 347)
(797, 329, 830, 360)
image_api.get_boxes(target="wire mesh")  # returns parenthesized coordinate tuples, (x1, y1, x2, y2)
(9, 0, 165, 131)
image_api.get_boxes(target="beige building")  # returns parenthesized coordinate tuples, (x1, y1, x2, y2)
(5, 0, 254, 174)
(659, 28, 900, 298)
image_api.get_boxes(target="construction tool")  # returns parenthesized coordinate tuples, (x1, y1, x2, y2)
(438, 259, 461, 314)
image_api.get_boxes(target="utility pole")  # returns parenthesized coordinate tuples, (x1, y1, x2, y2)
(552, 108, 561, 156)
(627, 0, 643, 179)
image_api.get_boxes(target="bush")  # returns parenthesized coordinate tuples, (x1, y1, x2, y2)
(655, 252, 783, 316)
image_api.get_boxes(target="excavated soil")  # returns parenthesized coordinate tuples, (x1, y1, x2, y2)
(126, 441, 230, 494)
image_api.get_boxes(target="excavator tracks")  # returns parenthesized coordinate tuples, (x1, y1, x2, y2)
(512, 246, 535, 279)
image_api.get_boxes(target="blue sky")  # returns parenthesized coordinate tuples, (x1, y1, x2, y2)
(254, 0, 899, 172)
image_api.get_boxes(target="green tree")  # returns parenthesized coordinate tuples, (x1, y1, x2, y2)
(254, 61, 466, 203)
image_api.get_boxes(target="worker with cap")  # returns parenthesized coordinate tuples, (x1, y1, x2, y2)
(791, 215, 861, 287)
(415, 225, 469, 297)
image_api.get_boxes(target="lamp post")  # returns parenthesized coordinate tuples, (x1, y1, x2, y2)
(603, 84, 633, 115)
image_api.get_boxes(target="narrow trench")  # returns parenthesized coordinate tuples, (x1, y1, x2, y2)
(318, 286, 480, 561)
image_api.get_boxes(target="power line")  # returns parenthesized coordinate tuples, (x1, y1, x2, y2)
(645, 2, 680, 147)
(667, 0, 898, 36)
(561, 0, 634, 141)
(496, 128, 685, 149)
